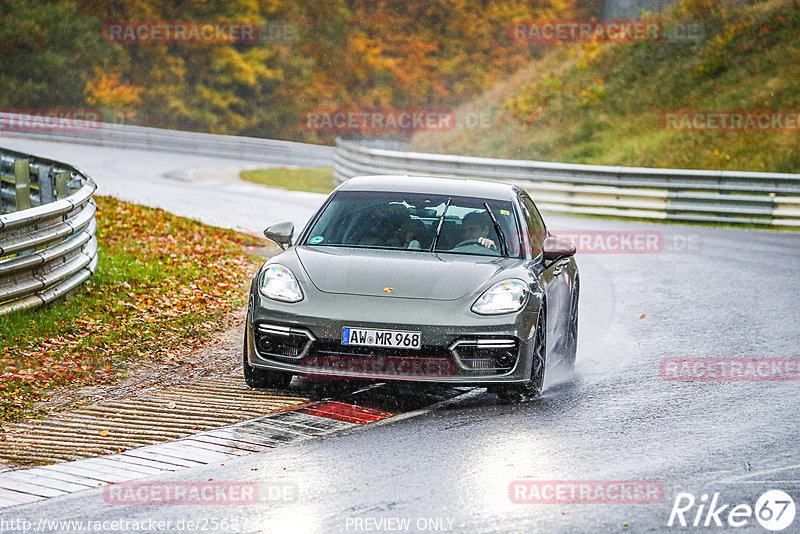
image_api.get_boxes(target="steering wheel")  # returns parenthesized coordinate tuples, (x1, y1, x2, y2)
(453, 238, 481, 248)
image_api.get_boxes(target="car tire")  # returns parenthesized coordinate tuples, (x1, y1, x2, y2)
(562, 277, 579, 370)
(243, 329, 294, 389)
(496, 307, 546, 403)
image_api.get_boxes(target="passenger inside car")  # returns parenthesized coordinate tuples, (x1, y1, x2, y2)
(353, 203, 417, 248)
(402, 217, 429, 250)
(313, 194, 513, 257)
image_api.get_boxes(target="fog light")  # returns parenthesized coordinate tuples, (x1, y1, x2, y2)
(257, 336, 273, 353)
(494, 350, 515, 367)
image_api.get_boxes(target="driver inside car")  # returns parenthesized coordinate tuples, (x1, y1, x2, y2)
(460, 211, 497, 250)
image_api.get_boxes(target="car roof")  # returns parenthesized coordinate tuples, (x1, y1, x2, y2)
(337, 175, 519, 201)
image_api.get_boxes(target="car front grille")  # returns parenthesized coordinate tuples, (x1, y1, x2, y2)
(308, 340, 451, 359)
(289, 340, 454, 379)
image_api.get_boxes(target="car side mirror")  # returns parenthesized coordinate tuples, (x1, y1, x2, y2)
(542, 236, 576, 263)
(264, 221, 294, 250)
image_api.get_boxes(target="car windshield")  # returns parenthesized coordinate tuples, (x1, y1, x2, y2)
(304, 191, 522, 258)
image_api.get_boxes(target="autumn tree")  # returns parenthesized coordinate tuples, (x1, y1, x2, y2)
(0, 0, 114, 109)
(5, 0, 587, 140)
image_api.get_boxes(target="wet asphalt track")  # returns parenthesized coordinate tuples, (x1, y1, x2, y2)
(1, 137, 799, 533)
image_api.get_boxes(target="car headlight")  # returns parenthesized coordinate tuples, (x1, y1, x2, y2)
(471, 279, 528, 315)
(260, 264, 303, 303)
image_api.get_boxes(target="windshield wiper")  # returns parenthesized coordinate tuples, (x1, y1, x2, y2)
(429, 197, 452, 252)
(484, 202, 508, 257)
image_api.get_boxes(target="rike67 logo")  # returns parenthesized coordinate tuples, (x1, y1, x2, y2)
(668, 490, 796, 531)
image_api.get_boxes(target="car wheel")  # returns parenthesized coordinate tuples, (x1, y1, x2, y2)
(243, 328, 294, 389)
(496, 307, 546, 403)
(562, 277, 579, 370)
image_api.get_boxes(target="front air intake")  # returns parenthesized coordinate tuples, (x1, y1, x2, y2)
(449, 339, 518, 375)
(255, 324, 315, 362)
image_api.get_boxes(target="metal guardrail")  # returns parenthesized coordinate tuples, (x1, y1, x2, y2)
(334, 138, 800, 226)
(0, 147, 98, 314)
(0, 112, 334, 167)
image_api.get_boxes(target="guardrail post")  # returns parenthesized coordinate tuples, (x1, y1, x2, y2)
(14, 159, 31, 211)
(39, 165, 55, 204)
(55, 171, 69, 199)
(0, 178, 7, 214)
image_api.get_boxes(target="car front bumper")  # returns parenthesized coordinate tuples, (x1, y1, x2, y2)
(246, 287, 540, 385)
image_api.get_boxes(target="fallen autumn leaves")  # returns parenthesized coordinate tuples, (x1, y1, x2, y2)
(0, 196, 264, 423)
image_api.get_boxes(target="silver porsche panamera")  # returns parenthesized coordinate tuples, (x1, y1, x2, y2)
(244, 175, 579, 400)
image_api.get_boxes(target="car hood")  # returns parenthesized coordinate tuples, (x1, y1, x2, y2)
(295, 246, 517, 301)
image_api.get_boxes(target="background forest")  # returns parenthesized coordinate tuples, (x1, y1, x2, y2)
(0, 0, 607, 143)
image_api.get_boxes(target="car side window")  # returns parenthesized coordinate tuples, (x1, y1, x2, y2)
(520, 195, 546, 257)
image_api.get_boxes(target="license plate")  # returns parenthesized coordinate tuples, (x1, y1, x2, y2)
(341, 327, 421, 349)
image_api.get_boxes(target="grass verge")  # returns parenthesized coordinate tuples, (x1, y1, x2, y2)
(0, 196, 263, 423)
(239, 167, 336, 194)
